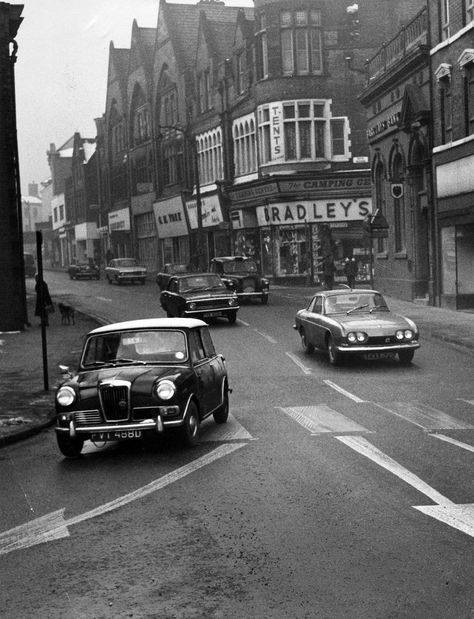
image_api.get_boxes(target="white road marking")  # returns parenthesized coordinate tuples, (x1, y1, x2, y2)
(413, 504, 474, 538)
(323, 379, 366, 403)
(285, 352, 312, 375)
(237, 318, 250, 326)
(96, 296, 112, 302)
(336, 435, 453, 505)
(279, 405, 371, 435)
(373, 401, 474, 431)
(253, 329, 277, 344)
(429, 433, 474, 453)
(200, 413, 254, 442)
(458, 399, 474, 406)
(0, 442, 245, 556)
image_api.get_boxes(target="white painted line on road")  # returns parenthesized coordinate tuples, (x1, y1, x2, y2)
(373, 401, 474, 431)
(0, 442, 245, 556)
(285, 352, 312, 375)
(323, 379, 366, 403)
(429, 433, 474, 453)
(279, 405, 372, 435)
(413, 504, 474, 539)
(458, 399, 474, 406)
(336, 435, 453, 505)
(96, 296, 112, 302)
(254, 329, 278, 344)
(237, 318, 250, 327)
(200, 413, 254, 442)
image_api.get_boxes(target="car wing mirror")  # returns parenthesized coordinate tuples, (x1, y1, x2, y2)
(59, 364, 72, 378)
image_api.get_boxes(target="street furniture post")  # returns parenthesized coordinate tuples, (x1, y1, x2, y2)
(36, 230, 49, 391)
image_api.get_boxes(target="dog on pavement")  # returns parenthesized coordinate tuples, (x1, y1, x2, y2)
(58, 302, 75, 325)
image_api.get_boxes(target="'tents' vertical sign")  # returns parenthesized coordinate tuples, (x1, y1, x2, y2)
(270, 103, 284, 161)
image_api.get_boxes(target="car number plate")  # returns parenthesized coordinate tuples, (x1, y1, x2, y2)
(363, 352, 395, 360)
(91, 430, 142, 441)
(203, 311, 222, 317)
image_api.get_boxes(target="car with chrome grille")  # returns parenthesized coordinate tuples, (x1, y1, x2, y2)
(67, 260, 100, 280)
(210, 256, 269, 304)
(293, 288, 420, 366)
(160, 273, 239, 324)
(105, 258, 147, 285)
(54, 318, 230, 457)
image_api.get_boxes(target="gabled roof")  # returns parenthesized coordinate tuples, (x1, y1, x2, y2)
(130, 20, 156, 74)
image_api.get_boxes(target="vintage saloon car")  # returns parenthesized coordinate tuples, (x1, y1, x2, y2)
(55, 318, 230, 457)
(67, 260, 100, 280)
(293, 288, 420, 365)
(160, 273, 239, 324)
(105, 258, 147, 285)
(210, 256, 269, 304)
(156, 262, 196, 290)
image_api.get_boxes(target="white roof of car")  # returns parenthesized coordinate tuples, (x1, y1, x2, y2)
(89, 317, 207, 335)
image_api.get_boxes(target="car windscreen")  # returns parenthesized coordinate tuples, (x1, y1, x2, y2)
(81, 329, 188, 366)
(324, 293, 389, 314)
(115, 259, 138, 267)
(179, 274, 225, 292)
(222, 260, 257, 274)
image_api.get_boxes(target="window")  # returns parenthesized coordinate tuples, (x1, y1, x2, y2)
(197, 128, 223, 185)
(132, 102, 150, 146)
(198, 70, 212, 113)
(463, 63, 474, 136)
(374, 160, 387, 253)
(257, 100, 350, 165)
(280, 9, 322, 75)
(440, 84, 452, 143)
(255, 11, 268, 80)
(163, 142, 184, 186)
(236, 51, 246, 95)
(392, 155, 406, 253)
(233, 115, 257, 176)
(467, 0, 474, 24)
(440, 0, 449, 40)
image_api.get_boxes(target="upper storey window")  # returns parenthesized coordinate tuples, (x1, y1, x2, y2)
(255, 11, 268, 80)
(281, 9, 322, 76)
(198, 70, 212, 113)
(440, 0, 450, 40)
(467, 0, 474, 24)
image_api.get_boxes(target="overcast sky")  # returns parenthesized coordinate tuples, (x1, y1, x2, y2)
(14, 0, 252, 195)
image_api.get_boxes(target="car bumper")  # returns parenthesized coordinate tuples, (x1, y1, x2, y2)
(184, 306, 239, 317)
(236, 291, 268, 299)
(56, 412, 184, 438)
(336, 342, 420, 354)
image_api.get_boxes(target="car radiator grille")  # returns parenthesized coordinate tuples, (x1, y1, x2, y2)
(73, 410, 103, 426)
(242, 277, 256, 292)
(195, 298, 230, 309)
(367, 335, 397, 345)
(100, 385, 130, 421)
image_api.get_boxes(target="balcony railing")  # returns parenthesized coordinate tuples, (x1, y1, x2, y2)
(366, 7, 428, 83)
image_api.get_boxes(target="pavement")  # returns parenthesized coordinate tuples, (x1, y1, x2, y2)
(0, 287, 473, 449)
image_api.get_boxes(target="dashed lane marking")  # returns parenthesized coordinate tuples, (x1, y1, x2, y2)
(285, 352, 312, 375)
(253, 329, 278, 344)
(373, 401, 474, 431)
(429, 433, 474, 453)
(279, 405, 372, 435)
(323, 379, 366, 403)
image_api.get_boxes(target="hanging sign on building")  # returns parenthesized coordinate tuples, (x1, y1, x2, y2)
(108, 207, 131, 232)
(185, 194, 223, 229)
(256, 199, 372, 226)
(153, 196, 188, 238)
(269, 103, 284, 161)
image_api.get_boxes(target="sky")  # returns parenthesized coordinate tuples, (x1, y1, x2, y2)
(14, 0, 252, 196)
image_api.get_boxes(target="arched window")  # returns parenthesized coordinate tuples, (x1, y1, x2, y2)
(374, 159, 387, 253)
(392, 153, 406, 253)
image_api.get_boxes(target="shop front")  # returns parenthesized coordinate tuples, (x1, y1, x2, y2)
(153, 195, 190, 270)
(185, 192, 231, 267)
(132, 192, 158, 274)
(108, 206, 132, 258)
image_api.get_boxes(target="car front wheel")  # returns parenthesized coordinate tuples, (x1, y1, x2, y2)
(261, 294, 269, 305)
(398, 349, 415, 365)
(228, 311, 237, 324)
(107, 276, 112, 284)
(300, 329, 314, 354)
(181, 402, 200, 447)
(327, 335, 342, 366)
(57, 433, 84, 458)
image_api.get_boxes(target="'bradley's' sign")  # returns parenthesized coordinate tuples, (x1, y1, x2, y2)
(256, 199, 372, 226)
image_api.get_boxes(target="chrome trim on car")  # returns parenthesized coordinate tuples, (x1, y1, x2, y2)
(335, 342, 420, 353)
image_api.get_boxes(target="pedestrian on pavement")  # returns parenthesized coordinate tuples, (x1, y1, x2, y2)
(344, 257, 358, 289)
(106, 248, 114, 265)
(35, 275, 53, 327)
(322, 255, 336, 290)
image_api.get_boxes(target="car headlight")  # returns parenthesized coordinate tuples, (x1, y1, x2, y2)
(56, 386, 76, 407)
(188, 302, 196, 310)
(396, 330, 405, 340)
(155, 380, 176, 401)
(347, 331, 368, 344)
(404, 329, 414, 340)
(228, 297, 237, 306)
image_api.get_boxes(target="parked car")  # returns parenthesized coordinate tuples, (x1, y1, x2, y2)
(67, 260, 100, 280)
(293, 288, 420, 366)
(210, 256, 269, 304)
(156, 263, 196, 290)
(23, 252, 36, 278)
(54, 317, 230, 457)
(105, 258, 147, 285)
(160, 273, 239, 324)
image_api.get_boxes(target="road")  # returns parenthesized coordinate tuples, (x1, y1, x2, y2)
(1, 273, 473, 618)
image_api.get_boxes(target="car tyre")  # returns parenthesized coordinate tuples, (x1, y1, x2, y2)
(228, 311, 237, 324)
(57, 433, 84, 458)
(69, 274, 74, 280)
(327, 335, 342, 366)
(181, 401, 200, 447)
(107, 276, 112, 285)
(261, 294, 269, 305)
(398, 350, 414, 365)
(300, 329, 314, 354)
(213, 384, 229, 424)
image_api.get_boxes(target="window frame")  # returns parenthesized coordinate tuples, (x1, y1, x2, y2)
(280, 8, 323, 76)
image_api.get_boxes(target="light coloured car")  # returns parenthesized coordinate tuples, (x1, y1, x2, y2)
(105, 258, 147, 285)
(293, 288, 420, 365)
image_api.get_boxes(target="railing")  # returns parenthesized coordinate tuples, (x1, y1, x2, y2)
(366, 7, 428, 83)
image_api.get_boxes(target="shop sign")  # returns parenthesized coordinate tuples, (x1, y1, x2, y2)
(367, 111, 400, 139)
(279, 176, 371, 193)
(228, 182, 278, 202)
(186, 194, 223, 229)
(270, 103, 284, 161)
(256, 199, 372, 226)
(108, 207, 130, 232)
(153, 196, 188, 238)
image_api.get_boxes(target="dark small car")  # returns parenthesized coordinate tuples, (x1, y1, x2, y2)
(293, 288, 420, 366)
(55, 317, 230, 457)
(68, 260, 100, 280)
(23, 252, 36, 278)
(105, 258, 147, 285)
(156, 263, 196, 290)
(160, 273, 239, 324)
(210, 256, 269, 304)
